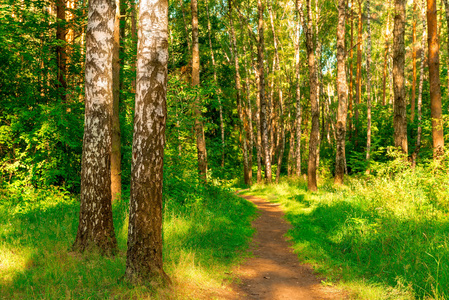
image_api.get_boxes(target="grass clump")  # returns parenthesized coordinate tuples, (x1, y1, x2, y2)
(244, 161, 449, 300)
(0, 179, 256, 299)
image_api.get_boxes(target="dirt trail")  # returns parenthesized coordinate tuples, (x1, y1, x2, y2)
(228, 194, 346, 300)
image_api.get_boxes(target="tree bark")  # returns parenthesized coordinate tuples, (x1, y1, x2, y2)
(443, 0, 449, 100)
(229, 0, 251, 185)
(111, 0, 124, 202)
(206, 0, 225, 168)
(412, 0, 427, 167)
(427, 0, 444, 159)
(295, 0, 302, 177)
(73, 0, 117, 254)
(348, 0, 354, 139)
(366, 0, 372, 169)
(335, 0, 348, 185)
(192, 0, 208, 180)
(354, 0, 362, 145)
(393, 0, 408, 154)
(411, 0, 417, 122)
(258, 0, 272, 183)
(56, 0, 67, 102)
(125, 0, 170, 284)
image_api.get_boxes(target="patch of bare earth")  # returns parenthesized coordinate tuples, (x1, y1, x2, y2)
(223, 195, 347, 300)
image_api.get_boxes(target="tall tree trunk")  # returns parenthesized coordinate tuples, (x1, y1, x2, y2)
(411, 0, 417, 122)
(250, 44, 263, 183)
(258, 0, 272, 183)
(366, 0, 372, 169)
(192, 0, 208, 180)
(125, 0, 170, 284)
(300, 0, 319, 191)
(412, 0, 427, 167)
(243, 42, 254, 183)
(443, 0, 449, 99)
(335, 0, 348, 185)
(427, 0, 444, 159)
(295, 0, 302, 177)
(348, 0, 354, 139)
(111, 0, 123, 202)
(56, 0, 66, 102)
(206, 0, 225, 167)
(229, 0, 250, 185)
(315, 1, 322, 175)
(73, 0, 117, 254)
(354, 0, 362, 145)
(393, 0, 408, 154)
(131, 1, 137, 92)
(382, 0, 392, 106)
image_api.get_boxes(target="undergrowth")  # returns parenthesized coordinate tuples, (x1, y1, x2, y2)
(245, 160, 449, 300)
(0, 179, 256, 299)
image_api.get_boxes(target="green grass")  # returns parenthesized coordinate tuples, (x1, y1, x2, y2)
(243, 164, 449, 300)
(0, 182, 256, 299)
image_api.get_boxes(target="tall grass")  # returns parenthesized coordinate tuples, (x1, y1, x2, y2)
(245, 161, 449, 300)
(0, 179, 256, 299)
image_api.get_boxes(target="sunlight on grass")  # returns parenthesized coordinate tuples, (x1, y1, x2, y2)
(244, 166, 449, 300)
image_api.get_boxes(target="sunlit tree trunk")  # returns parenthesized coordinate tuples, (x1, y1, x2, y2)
(299, 0, 319, 191)
(335, 0, 348, 185)
(411, 0, 417, 122)
(295, 0, 302, 177)
(206, 0, 225, 168)
(354, 0, 362, 145)
(125, 0, 170, 284)
(412, 0, 426, 167)
(243, 42, 254, 182)
(348, 0, 354, 139)
(443, 0, 449, 98)
(427, 0, 444, 159)
(73, 0, 117, 254)
(393, 0, 408, 154)
(258, 0, 272, 183)
(382, 0, 392, 106)
(229, 0, 250, 185)
(192, 0, 208, 180)
(366, 0, 372, 169)
(111, 0, 123, 202)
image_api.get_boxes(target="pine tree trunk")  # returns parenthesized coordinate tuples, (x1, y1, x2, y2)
(111, 0, 123, 202)
(73, 0, 117, 254)
(192, 0, 208, 180)
(206, 0, 225, 167)
(443, 0, 449, 100)
(229, 0, 250, 185)
(427, 0, 444, 159)
(348, 0, 354, 139)
(412, 0, 427, 167)
(56, 0, 66, 102)
(243, 42, 254, 183)
(258, 0, 272, 183)
(354, 0, 362, 144)
(411, 0, 417, 122)
(335, 0, 348, 185)
(366, 0, 372, 169)
(393, 0, 408, 154)
(125, 0, 170, 284)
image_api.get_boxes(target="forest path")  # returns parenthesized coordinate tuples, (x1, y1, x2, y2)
(228, 194, 347, 300)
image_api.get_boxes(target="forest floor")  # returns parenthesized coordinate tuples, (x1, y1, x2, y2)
(224, 194, 348, 300)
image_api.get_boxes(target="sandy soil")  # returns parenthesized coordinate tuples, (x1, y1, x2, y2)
(225, 194, 347, 300)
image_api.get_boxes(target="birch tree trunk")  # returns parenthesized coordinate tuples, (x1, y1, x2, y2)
(192, 0, 208, 180)
(411, 0, 417, 122)
(125, 0, 171, 284)
(258, 0, 272, 183)
(73, 0, 117, 254)
(393, 0, 408, 154)
(427, 0, 444, 159)
(335, 0, 348, 185)
(295, 0, 302, 177)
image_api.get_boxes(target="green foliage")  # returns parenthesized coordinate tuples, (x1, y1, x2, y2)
(245, 161, 449, 299)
